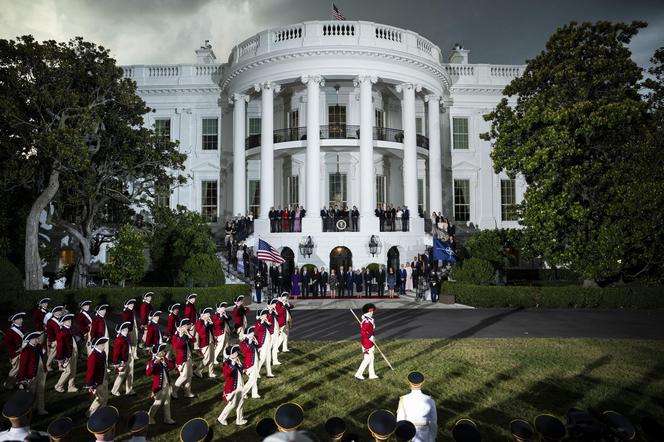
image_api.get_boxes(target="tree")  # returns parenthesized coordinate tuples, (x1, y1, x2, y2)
(101, 224, 147, 287)
(464, 228, 524, 273)
(482, 21, 664, 284)
(175, 253, 225, 287)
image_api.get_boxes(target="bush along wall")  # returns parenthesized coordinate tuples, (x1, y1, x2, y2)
(440, 283, 664, 309)
(5, 285, 251, 318)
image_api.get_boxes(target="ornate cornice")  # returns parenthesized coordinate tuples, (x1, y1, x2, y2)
(301, 75, 325, 87)
(254, 81, 282, 94)
(450, 86, 506, 95)
(228, 93, 250, 105)
(353, 74, 378, 86)
(395, 83, 422, 93)
(221, 48, 451, 93)
(137, 86, 220, 96)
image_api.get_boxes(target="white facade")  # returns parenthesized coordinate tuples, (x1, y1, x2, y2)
(122, 21, 526, 269)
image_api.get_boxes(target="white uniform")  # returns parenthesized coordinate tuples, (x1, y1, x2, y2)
(396, 389, 438, 442)
(126, 437, 148, 442)
(0, 427, 48, 441)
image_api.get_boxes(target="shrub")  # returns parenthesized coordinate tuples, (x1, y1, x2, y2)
(101, 224, 148, 287)
(0, 257, 23, 293)
(366, 263, 381, 273)
(451, 258, 496, 285)
(176, 253, 225, 287)
(300, 264, 317, 273)
(464, 228, 523, 271)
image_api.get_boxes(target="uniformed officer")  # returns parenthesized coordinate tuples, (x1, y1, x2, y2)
(0, 390, 49, 441)
(121, 299, 139, 358)
(47, 416, 73, 441)
(275, 402, 304, 433)
(395, 420, 417, 442)
(180, 418, 213, 442)
(510, 418, 534, 442)
(75, 300, 93, 356)
(255, 309, 275, 378)
(269, 299, 282, 365)
(212, 302, 231, 364)
(144, 311, 163, 350)
(126, 410, 150, 442)
(451, 418, 481, 442)
(17, 331, 48, 416)
(45, 305, 64, 371)
(240, 326, 260, 399)
(256, 417, 278, 439)
(368, 409, 397, 441)
(166, 303, 181, 343)
(146, 343, 176, 425)
(396, 371, 437, 442)
(276, 293, 293, 353)
(3, 312, 25, 389)
(232, 295, 248, 339)
(33, 298, 50, 332)
(172, 318, 196, 399)
(139, 292, 153, 349)
(87, 405, 119, 441)
(354, 303, 378, 380)
(54, 313, 79, 393)
(217, 345, 247, 426)
(86, 336, 110, 416)
(194, 307, 216, 378)
(184, 294, 198, 324)
(90, 305, 110, 359)
(325, 416, 347, 441)
(111, 321, 136, 397)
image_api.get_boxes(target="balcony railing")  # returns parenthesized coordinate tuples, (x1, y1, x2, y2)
(245, 125, 429, 149)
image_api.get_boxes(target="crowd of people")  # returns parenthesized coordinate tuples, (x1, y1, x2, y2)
(268, 206, 307, 233)
(428, 212, 457, 247)
(375, 205, 411, 232)
(320, 205, 360, 232)
(223, 214, 255, 246)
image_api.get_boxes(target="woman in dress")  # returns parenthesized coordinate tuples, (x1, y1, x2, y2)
(405, 262, 413, 291)
(236, 246, 244, 274)
(396, 207, 403, 232)
(294, 207, 301, 232)
(386, 267, 397, 299)
(282, 207, 290, 232)
(291, 271, 301, 298)
(329, 269, 338, 299)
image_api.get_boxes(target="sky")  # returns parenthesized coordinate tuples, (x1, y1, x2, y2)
(0, 0, 662, 68)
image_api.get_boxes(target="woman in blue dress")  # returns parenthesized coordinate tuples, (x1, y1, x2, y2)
(291, 271, 301, 298)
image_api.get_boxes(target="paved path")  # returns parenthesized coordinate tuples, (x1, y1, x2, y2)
(287, 308, 664, 340)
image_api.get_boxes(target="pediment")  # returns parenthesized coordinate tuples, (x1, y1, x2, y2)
(190, 161, 220, 172)
(451, 160, 480, 171)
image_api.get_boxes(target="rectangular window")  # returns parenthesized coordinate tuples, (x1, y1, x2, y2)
(418, 178, 425, 214)
(154, 119, 171, 147)
(328, 173, 347, 208)
(155, 186, 170, 208)
(201, 180, 218, 222)
(501, 178, 518, 221)
(375, 110, 385, 128)
(416, 117, 423, 135)
(376, 175, 386, 208)
(328, 105, 347, 138)
(201, 118, 218, 150)
(248, 180, 260, 218)
(452, 117, 469, 149)
(288, 176, 299, 207)
(454, 179, 471, 221)
(248, 118, 261, 136)
(288, 110, 299, 129)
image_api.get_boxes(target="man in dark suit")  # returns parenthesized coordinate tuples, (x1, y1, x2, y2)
(289, 206, 295, 232)
(375, 206, 384, 231)
(301, 268, 310, 297)
(345, 267, 354, 297)
(319, 267, 329, 297)
(377, 265, 386, 297)
(269, 208, 276, 232)
(363, 268, 373, 297)
(403, 206, 410, 231)
(399, 264, 407, 295)
(321, 207, 329, 232)
(385, 207, 392, 231)
(350, 206, 360, 232)
(390, 206, 397, 231)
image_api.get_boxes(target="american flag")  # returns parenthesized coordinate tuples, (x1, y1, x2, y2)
(332, 3, 346, 20)
(257, 239, 285, 264)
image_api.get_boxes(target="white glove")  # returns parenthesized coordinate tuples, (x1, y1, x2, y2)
(369, 336, 375, 342)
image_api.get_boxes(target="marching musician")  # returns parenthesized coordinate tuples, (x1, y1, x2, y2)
(216, 345, 247, 426)
(232, 295, 248, 340)
(268, 299, 282, 366)
(17, 331, 48, 416)
(195, 307, 216, 378)
(45, 305, 64, 371)
(212, 302, 231, 365)
(166, 303, 181, 344)
(146, 343, 176, 425)
(276, 293, 293, 353)
(75, 300, 93, 356)
(396, 372, 437, 442)
(240, 326, 260, 399)
(121, 299, 139, 358)
(32, 298, 50, 332)
(89, 305, 110, 360)
(184, 294, 198, 324)
(172, 318, 196, 399)
(54, 313, 78, 393)
(3, 312, 25, 389)
(86, 337, 110, 416)
(354, 303, 378, 380)
(138, 292, 153, 349)
(110, 321, 136, 397)
(144, 310, 163, 350)
(255, 309, 275, 378)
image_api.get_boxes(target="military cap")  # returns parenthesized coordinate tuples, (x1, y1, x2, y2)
(51, 305, 64, 314)
(256, 417, 278, 438)
(452, 418, 481, 442)
(216, 302, 228, 309)
(186, 293, 198, 302)
(275, 402, 305, 431)
(407, 371, 424, 386)
(280, 291, 290, 297)
(259, 309, 269, 317)
(128, 410, 149, 433)
(92, 336, 109, 347)
(24, 331, 43, 342)
(510, 418, 534, 442)
(368, 410, 397, 440)
(245, 326, 255, 335)
(38, 298, 51, 305)
(602, 411, 635, 440)
(325, 416, 346, 439)
(234, 295, 244, 303)
(201, 307, 213, 315)
(169, 303, 181, 313)
(116, 321, 132, 333)
(79, 300, 92, 308)
(395, 420, 417, 441)
(124, 299, 136, 308)
(534, 414, 566, 441)
(269, 298, 279, 305)
(362, 303, 376, 314)
(149, 310, 163, 318)
(87, 405, 119, 434)
(9, 312, 26, 322)
(179, 318, 191, 328)
(224, 345, 240, 358)
(60, 313, 74, 323)
(2, 390, 34, 419)
(180, 417, 213, 442)
(641, 416, 664, 441)
(143, 291, 155, 299)
(48, 416, 73, 439)
(95, 304, 109, 312)
(152, 343, 168, 355)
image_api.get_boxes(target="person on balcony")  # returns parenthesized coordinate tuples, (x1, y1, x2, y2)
(320, 206, 330, 232)
(350, 206, 359, 232)
(385, 206, 393, 231)
(269, 208, 277, 233)
(375, 205, 385, 232)
(281, 207, 290, 232)
(396, 207, 403, 232)
(403, 206, 410, 232)
(294, 207, 302, 232)
(288, 206, 295, 233)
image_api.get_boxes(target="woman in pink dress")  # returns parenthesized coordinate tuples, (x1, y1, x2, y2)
(294, 207, 301, 232)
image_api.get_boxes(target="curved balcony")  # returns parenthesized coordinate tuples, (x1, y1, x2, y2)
(245, 125, 429, 150)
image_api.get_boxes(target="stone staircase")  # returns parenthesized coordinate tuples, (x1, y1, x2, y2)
(215, 238, 253, 287)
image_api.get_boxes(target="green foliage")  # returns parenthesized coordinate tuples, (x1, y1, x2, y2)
(176, 253, 225, 287)
(300, 264, 318, 273)
(482, 22, 664, 283)
(440, 282, 664, 309)
(366, 263, 381, 273)
(450, 258, 496, 285)
(101, 224, 147, 286)
(464, 229, 524, 271)
(0, 257, 23, 295)
(149, 206, 217, 286)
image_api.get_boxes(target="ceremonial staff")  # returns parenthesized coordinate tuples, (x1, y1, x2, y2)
(349, 309, 394, 370)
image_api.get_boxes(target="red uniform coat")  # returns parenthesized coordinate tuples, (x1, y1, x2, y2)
(17, 344, 44, 381)
(212, 313, 226, 337)
(121, 309, 136, 331)
(112, 335, 130, 365)
(146, 357, 175, 393)
(222, 359, 243, 400)
(184, 303, 197, 323)
(255, 319, 270, 348)
(55, 326, 75, 360)
(3, 326, 23, 359)
(90, 315, 108, 340)
(46, 317, 60, 343)
(275, 302, 287, 327)
(75, 310, 92, 336)
(172, 333, 193, 365)
(32, 309, 47, 331)
(195, 320, 213, 349)
(232, 305, 248, 331)
(144, 321, 162, 348)
(139, 302, 151, 327)
(86, 350, 107, 387)
(360, 317, 375, 354)
(240, 339, 258, 369)
(166, 313, 179, 340)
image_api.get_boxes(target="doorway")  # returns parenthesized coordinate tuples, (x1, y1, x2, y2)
(329, 246, 353, 274)
(387, 246, 400, 273)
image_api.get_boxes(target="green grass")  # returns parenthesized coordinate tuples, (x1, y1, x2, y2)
(2, 339, 664, 440)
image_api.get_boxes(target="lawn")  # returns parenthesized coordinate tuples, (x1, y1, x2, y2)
(2, 338, 664, 440)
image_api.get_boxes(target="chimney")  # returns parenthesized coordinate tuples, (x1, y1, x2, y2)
(195, 40, 217, 64)
(449, 43, 469, 64)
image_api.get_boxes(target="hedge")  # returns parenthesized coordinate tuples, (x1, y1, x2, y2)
(440, 283, 664, 309)
(1, 285, 251, 317)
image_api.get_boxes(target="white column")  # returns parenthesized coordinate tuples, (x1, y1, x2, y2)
(255, 82, 280, 219)
(425, 93, 442, 215)
(301, 75, 325, 232)
(397, 83, 421, 220)
(230, 93, 249, 217)
(355, 75, 379, 232)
